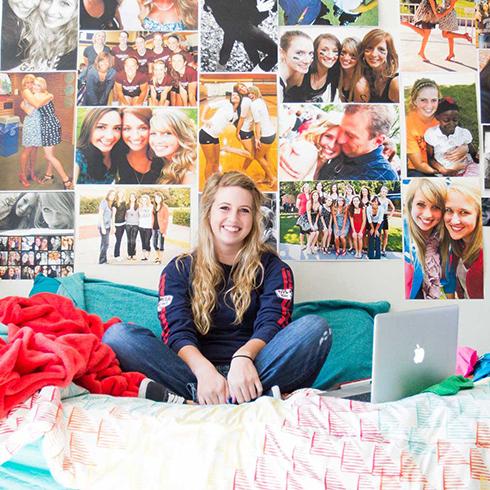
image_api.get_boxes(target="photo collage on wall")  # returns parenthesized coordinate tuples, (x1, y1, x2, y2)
(0, 0, 484, 300)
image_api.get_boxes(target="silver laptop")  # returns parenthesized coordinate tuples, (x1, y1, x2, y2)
(327, 305, 459, 403)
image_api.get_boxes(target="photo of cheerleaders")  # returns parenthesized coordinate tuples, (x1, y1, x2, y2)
(349, 195, 365, 258)
(75, 108, 122, 184)
(149, 109, 197, 185)
(137, 0, 198, 31)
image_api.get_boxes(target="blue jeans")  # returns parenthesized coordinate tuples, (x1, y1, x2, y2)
(368, 232, 381, 259)
(98, 227, 110, 264)
(102, 314, 332, 401)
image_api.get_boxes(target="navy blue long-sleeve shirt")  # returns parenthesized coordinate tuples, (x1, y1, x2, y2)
(158, 252, 294, 365)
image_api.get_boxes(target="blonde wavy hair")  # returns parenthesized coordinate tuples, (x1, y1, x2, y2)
(404, 178, 449, 273)
(150, 109, 197, 184)
(338, 37, 363, 103)
(181, 171, 273, 335)
(445, 181, 482, 266)
(138, 0, 198, 29)
(21, 75, 36, 90)
(20, 10, 77, 69)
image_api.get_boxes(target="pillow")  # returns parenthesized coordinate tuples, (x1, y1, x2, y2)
(293, 299, 390, 389)
(29, 274, 61, 296)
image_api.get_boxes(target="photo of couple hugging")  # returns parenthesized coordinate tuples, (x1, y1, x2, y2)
(77, 31, 197, 107)
(404, 178, 483, 300)
(75, 107, 197, 185)
(279, 103, 399, 182)
(405, 76, 479, 178)
(280, 27, 399, 104)
(280, 180, 402, 261)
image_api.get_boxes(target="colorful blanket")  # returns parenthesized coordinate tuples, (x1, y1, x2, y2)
(1, 380, 490, 489)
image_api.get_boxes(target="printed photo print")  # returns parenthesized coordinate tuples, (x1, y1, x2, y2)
(76, 186, 191, 269)
(279, 180, 402, 261)
(477, 0, 490, 48)
(77, 31, 198, 107)
(403, 177, 483, 299)
(79, 0, 198, 32)
(279, 27, 399, 104)
(75, 107, 197, 185)
(200, 0, 278, 73)
(483, 125, 490, 188)
(1, 0, 77, 71)
(399, 0, 477, 73)
(279, 103, 400, 181)
(279, 0, 379, 26)
(199, 74, 278, 192)
(0, 192, 75, 233)
(480, 49, 490, 124)
(0, 72, 76, 191)
(482, 197, 490, 226)
(0, 234, 74, 280)
(403, 72, 479, 178)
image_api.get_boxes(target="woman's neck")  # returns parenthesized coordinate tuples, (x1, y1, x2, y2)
(342, 67, 353, 85)
(281, 65, 302, 89)
(128, 150, 150, 173)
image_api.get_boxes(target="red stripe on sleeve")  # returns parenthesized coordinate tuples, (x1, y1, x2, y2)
(277, 267, 293, 328)
(158, 273, 170, 344)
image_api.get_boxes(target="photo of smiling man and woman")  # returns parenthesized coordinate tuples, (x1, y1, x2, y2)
(75, 107, 197, 185)
(403, 177, 483, 299)
(280, 180, 402, 261)
(0, 72, 76, 191)
(199, 74, 278, 191)
(76, 186, 191, 271)
(279, 26, 399, 104)
(279, 0, 379, 26)
(77, 31, 198, 107)
(403, 73, 479, 178)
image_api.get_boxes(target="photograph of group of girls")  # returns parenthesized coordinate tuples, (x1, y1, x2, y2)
(399, 0, 476, 72)
(279, 103, 400, 181)
(403, 73, 479, 178)
(77, 31, 197, 107)
(76, 107, 197, 185)
(279, 180, 402, 261)
(403, 177, 483, 300)
(0, 72, 76, 191)
(1, 0, 78, 71)
(200, 0, 278, 73)
(199, 74, 278, 191)
(279, 27, 399, 104)
(278, 0, 378, 26)
(79, 0, 198, 32)
(0, 192, 75, 232)
(477, 0, 490, 48)
(0, 234, 74, 280)
(76, 186, 191, 267)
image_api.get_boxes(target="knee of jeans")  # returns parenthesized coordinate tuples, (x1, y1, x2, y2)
(102, 321, 132, 348)
(296, 314, 332, 345)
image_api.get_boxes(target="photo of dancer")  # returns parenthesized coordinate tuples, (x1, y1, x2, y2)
(403, 73, 479, 177)
(279, 180, 401, 261)
(200, 0, 278, 72)
(279, 103, 400, 181)
(77, 186, 191, 270)
(403, 177, 483, 299)
(75, 107, 197, 185)
(77, 31, 198, 107)
(0, 72, 76, 191)
(199, 74, 277, 191)
(399, 0, 476, 72)
(279, 0, 378, 26)
(279, 27, 399, 103)
(1, 0, 77, 71)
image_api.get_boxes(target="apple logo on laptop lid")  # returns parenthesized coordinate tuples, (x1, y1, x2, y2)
(413, 344, 425, 364)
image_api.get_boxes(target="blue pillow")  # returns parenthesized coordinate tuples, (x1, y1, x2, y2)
(293, 299, 390, 389)
(29, 274, 61, 296)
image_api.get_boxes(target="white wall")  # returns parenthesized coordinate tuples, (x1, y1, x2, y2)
(1, 2, 489, 352)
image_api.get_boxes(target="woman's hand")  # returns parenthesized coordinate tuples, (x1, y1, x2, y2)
(279, 140, 318, 180)
(227, 357, 262, 404)
(195, 365, 229, 405)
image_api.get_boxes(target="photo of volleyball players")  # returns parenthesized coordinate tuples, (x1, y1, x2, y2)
(77, 31, 198, 107)
(199, 74, 278, 192)
(279, 26, 399, 104)
(75, 107, 197, 185)
(0, 72, 76, 191)
(76, 186, 191, 270)
(200, 0, 278, 72)
(399, 0, 476, 72)
(403, 177, 483, 299)
(403, 72, 479, 178)
(279, 104, 400, 181)
(279, 180, 401, 261)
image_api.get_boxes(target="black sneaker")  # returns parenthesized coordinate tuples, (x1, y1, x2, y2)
(138, 379, 185, 404)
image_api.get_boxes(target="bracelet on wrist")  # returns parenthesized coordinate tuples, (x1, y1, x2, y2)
(231, 354, 254, 362)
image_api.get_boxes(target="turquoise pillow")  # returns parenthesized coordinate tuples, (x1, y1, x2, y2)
(293, 300, 390, 389)
(29, 274, 61, 296)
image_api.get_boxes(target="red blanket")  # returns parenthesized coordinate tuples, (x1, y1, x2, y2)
(0, 293, 145, 418)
